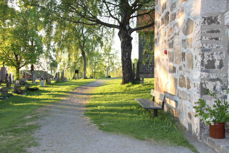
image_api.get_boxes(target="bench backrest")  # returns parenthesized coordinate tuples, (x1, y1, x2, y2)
(152, 90, 176, 110)
(159, 94, 166, 110)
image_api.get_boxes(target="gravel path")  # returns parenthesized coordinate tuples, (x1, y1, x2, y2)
(28, 81, 194, 153)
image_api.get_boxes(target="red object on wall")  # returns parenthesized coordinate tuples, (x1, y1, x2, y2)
(164, 50, 168, 55)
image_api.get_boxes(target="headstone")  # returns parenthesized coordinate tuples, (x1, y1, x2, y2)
(25, 83, 30, 90)
(0, 67, 7, 83)
(6, 73, 11, 87)
(40, 78, 45, 87)
(14, 80, 23, 94)
(55, 72, 60, 82)
(7, 73, 12, 87)
(19, 79, 26, 86)
(46, 78, 51, 85)
(32, 72, 36, 83)
(61, 71, 65, 81)
(10, 73, 14, 83)
(140, 77, 144, 84)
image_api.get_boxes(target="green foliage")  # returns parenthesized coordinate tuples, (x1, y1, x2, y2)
(194, 91, 229, 125)
(0, 79, 94, 153)
(0, 8, 43, 78)
(23, 0, 155, 83)
(85, 79, 196, 151)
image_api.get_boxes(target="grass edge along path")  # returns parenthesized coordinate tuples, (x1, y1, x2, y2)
(85, 79, 198, 153)
(0, 79, 94, 153)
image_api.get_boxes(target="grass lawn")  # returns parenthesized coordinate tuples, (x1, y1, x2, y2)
(0, 79, 94, 153)
(85, 79, 197, 152)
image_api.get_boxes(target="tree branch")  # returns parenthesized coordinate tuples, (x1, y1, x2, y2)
(131, 21, 154, 32)
(102, 0, 121, 24)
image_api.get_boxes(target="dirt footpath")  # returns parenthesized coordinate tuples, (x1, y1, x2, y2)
(28, 81, 195, 153)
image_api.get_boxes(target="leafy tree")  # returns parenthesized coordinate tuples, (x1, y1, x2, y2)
(48, 20, 104, 79)
(74, 25, 103, 78)
(25, 0, 154, 84)
(0, 10, 43, 79)
(102, 42, 117, 77)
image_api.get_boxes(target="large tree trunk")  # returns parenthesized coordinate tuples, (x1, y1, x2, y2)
(82, 50, 87, 79)
(118, 29, 133, 84)
(16, 67, 20, 80)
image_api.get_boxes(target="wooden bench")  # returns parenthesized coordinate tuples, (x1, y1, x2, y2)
(136, 90, 179, 117)
(135, 94, 165, 117)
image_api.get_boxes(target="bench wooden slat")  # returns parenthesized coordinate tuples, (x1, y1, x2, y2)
(135, 99, 162, 109)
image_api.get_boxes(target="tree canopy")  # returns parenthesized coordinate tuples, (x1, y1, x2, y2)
(24, 0, 154, 83)
(0, 0, 154, 81)
(0, 7, 43, 79)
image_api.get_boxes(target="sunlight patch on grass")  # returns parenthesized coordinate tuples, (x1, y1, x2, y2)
(0, 79, 94, 153)
(85, 79, 197, 152)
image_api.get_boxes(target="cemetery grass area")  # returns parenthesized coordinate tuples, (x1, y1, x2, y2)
(85, 79, 197, 153)
(0, 79, 94, 153)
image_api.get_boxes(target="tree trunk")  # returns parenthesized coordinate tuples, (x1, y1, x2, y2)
(106, 67, 109, 77)
(135, 60, 140, 82)
(82, 50, 87, 79)
(118, 29, 133, 84)
(16, 67, 20, 80)
(31, 64, 35, 83)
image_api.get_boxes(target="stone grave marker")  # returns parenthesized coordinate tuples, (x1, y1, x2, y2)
(61, 71, 65, 81)
(40, 77, 45, 87)
(55, 72, 60, 82)
(14, 80, 23, 94)
(46, 78, 51, 85)
(0, 67, 7, 83)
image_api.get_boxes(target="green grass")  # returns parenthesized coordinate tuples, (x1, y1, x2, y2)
(0, 79, 94, 153)
(85, 79, 197, 152)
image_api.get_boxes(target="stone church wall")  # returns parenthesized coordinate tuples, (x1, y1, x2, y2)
(154, 0, 229, 136)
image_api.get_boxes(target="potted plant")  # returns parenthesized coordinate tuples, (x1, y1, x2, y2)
(194, 91, 229, 139)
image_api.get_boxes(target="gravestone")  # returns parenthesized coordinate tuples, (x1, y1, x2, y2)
(0, 67, 7, 83)
(40, 78, 45, 87)
(61, 71, 66, 81)
(6, 73, 11, 87)
(55, 72, 60, 82)
(10, 73, 13, 83)
(46, 78, 51, 85)
(19, 79, 26, 86)
(14, 80, 23, 94)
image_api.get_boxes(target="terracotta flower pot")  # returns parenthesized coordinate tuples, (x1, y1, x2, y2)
(209, 123, 225, 139)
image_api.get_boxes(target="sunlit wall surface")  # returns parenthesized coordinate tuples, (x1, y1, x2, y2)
(155, 0, 229, 137)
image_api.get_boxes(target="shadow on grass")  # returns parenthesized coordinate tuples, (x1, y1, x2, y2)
(0, 79, 95, 153)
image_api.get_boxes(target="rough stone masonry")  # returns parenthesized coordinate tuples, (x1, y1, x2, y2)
(154, 0, 229, 137)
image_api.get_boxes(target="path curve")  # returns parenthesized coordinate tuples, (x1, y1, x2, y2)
(28, 81, 193, 153)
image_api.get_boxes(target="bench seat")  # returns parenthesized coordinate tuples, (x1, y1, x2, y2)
(135, 98, 162, 109)
(135, 94, 165, 117)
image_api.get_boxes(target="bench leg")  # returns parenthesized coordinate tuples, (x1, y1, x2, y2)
(153, 110, 158, 117)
